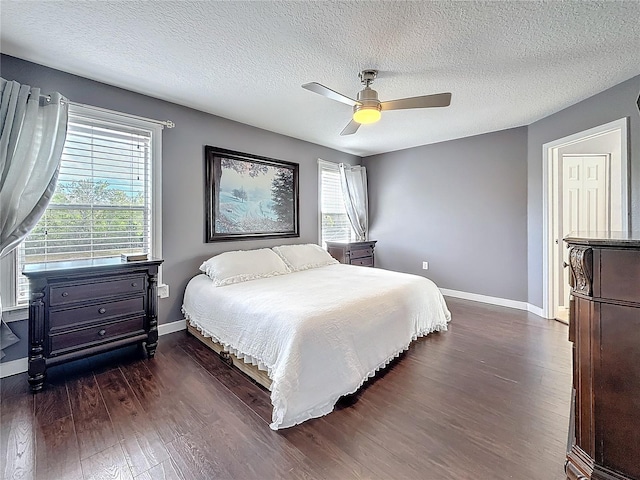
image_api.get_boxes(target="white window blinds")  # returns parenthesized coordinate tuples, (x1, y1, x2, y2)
(16, 114, 153, 304)
(319, 161, 354, 246)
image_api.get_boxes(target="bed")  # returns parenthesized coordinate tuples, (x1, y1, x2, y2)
(182, 244, 451, 430)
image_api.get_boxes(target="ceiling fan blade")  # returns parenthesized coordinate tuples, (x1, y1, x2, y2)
(380, 92, 452, 111)
(340, 119, 361, 136)
(302, 82, 359, 107)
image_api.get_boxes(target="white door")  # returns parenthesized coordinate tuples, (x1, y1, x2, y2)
(558, 155, 610, 318)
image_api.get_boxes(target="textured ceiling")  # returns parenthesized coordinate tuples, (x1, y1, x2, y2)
(1, 1, 639, 157)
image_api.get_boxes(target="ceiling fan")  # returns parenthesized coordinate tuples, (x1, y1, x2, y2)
(302, 70, 452, 136)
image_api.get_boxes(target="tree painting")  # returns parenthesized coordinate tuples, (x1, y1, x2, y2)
(206, 147, 298, 240)
(271, 169, 294, 223)
(232, 187, 247, 202)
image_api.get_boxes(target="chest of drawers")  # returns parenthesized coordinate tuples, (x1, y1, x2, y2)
(23, 257, 163, 392)
(326, 240, 377, 267)
(564, 234, 640, 480)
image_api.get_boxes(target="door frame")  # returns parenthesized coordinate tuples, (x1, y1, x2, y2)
(542, 117, 629, 319)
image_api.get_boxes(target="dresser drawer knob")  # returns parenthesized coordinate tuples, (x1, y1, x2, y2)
(98, 329, 106, 337)
(131, 282, 137, 287)
(98, 307, 106, 314)
(61, 292, 69, 297)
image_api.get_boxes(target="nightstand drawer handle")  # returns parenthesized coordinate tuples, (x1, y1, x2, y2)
(61, 292, 69, 297)
(131, 282, 137, 287)
(98, 329, 106, 337)
(98, 307, 106, 314)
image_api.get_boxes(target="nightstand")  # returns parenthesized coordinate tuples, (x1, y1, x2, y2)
(326, 241, 377, 267)
(23, 257, 163, 392)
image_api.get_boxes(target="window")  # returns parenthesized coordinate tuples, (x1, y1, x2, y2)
(1, 104, 163, 308)
(318, 160, 354, 247)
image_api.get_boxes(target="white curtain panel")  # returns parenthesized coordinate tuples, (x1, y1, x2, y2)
(0, 78, 68, 354)
(0, 78, 68, 257)
(339, 163, 369, 241)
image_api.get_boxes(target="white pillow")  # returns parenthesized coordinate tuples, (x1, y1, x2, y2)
(199, 248, 290, 286)
(272, 244, 338, 272)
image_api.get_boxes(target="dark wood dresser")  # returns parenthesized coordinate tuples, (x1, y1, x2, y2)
(326, 240, 377, 267)
(23, 257, 163, 392)
(564, 233, 640, 480)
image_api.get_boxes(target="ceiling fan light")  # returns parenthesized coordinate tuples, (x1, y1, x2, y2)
(353, 107, 381, 124)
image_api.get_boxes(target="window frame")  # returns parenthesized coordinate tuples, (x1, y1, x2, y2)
(0, 104, 163, 314)
(317, 159, 355, 247)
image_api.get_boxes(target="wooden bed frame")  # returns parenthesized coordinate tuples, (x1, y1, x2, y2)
(186, 323, 272, 389)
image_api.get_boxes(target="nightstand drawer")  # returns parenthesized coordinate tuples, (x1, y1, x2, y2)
(50, 275, 146, 306)
(350, 247, 374, 259)
(351, 256, 373, 267)
(326, 240, 376, 267)
(50, 316, 145, 355)
(49, 296, 146, 330)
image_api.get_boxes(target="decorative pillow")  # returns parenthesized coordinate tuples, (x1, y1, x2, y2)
(199, 248, 290, 286)
(272, 244, 338, 272)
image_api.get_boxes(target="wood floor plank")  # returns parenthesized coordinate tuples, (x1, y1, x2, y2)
(178, 334, 273, 423)
(80, 443, 134, 480)
(95, 368, 170, 476)
(154, 331, 185, 352)
(118, 360, 190, 445)
(165, 411, 324, 480)
(164, 424, 235, 480)
(34, 415, 82, 480)
(280, 425, 377, 480)
(207, 397, 324, 479)
(0, 372, 30, 400)
(354, 381, 560, 480)
(121, 354, 212, 445)
(162, 345, 328, 478)
(88, 346, 143, 377)
(0, 394, 35, 480)
(34, 380, 71, 426)
(152, 348, 222, 425)
(115, 360, 161, 411)
(1, 298, 574, 480)
(67, 374, 119, 460)
(133, 459, 184, 480)
(160, 343, 256, 421)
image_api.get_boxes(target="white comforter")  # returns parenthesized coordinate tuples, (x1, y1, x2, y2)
(182, 264, 451, 429)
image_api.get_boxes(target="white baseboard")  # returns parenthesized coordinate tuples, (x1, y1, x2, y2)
(0, 319, 188, 378)
(0, 357, 28, 378)
(158, 319, 186, 336)
(440, 288, 551, 319)
(526, 303, 547, 318)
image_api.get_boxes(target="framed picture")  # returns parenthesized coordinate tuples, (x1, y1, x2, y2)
(205, 146, 299, 242)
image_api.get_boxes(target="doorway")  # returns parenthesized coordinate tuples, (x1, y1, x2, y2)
(542, 118, 629, 322)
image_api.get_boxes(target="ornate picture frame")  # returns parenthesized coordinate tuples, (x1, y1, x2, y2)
(204, 146, 299, 242)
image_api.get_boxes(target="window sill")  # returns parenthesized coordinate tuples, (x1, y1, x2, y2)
(1, 306, 28, 323)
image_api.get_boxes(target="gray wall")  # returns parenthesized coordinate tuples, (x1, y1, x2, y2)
(0, 54, 360, 332)
(363, 127, 528, 301)
(527, 75, 640, 308)
(2, 54, 637, 364)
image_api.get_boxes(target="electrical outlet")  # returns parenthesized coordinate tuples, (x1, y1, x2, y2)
(422, 261, 429, 270)
(158, 284, 169, 298)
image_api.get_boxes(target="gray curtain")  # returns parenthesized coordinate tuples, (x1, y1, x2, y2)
(0, 78, 68, 358)
(338, 163, 369, 242)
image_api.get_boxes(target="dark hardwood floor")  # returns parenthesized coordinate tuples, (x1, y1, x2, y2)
(0, 297, 572, 479)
